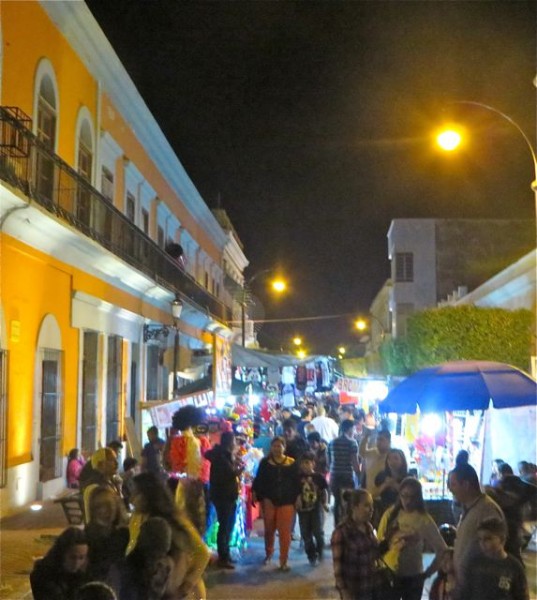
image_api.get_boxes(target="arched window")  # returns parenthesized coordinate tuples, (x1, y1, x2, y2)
(75, 110, 95, 225)
(33, 60, 59, 200)
(77, 119, 93, 183)
(37, 74, 56, 149)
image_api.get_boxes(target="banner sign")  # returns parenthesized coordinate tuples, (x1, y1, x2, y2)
(146, 391, 214, 429)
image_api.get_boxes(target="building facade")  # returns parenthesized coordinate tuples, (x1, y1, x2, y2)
(387, 218, 535, 339)
(0, 2, 237, 512)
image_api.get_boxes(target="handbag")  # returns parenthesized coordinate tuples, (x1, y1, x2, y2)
(375, 557, 396, 599)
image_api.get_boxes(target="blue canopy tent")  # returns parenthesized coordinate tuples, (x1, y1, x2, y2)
(380, 361, 537, 487)
(380, 360, 537, 414)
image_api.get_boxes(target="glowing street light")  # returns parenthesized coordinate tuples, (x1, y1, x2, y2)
(293, 336, 303, 347)
(272, 279, 287, 293)
(355, 318, 367, 332)
(355, 315, 387, 339)
(436, 129, 462, 151)
(241, 269, 288, 347)
(296, 349, 306, 359)
(338, 346, 346, 355)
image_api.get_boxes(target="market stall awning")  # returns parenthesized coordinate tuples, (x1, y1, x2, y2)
(380, 360, 537, 414)
(232, 344, 325, 368)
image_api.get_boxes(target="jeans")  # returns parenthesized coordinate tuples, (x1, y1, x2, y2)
(330, 474, 355, 525)
(382, 574, 425, 600)
(212, 498, 237, 561)
(297, 507, 324, 561)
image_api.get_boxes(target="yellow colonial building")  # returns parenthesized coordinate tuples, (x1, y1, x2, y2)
(0, 1, 244, 513)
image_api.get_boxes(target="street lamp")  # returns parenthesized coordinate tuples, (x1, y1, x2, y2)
(171, 296, 183, 395)
(240, 269, 287, 347)
(354, 314, 387, 339)
(293, 336, 303, 347)
(437, 100, 537, 371)
(437, 101, 537, 209)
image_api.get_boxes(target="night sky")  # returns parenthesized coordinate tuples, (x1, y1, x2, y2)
(85, 0, 536, 354)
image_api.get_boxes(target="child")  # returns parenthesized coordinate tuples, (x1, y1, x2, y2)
(458, 517, 529, 600)
(296, 452, 329, 565)
(429, 548, 455, 600)
(331, 489, 378, 600)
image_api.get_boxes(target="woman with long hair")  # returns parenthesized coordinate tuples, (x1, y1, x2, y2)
(30, 527, 90, 600)
(252, 436, 300, 571)
(85, 485, 129, 587)
(123, 472, 209, 600)
(373, 448, 408, 526)
(377, 477, 447, 600)
(331, 489, 379, 600)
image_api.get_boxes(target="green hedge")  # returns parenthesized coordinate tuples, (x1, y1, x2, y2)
(381, 306, 533, 375)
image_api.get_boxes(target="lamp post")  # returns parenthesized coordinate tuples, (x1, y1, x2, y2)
(171, 296, 183, 396)
(240, 269, 287, 347)
(437, 101, 537, 223)
(437, 100, 537, 372)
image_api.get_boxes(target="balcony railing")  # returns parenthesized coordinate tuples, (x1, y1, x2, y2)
(0, 106, 229, 322)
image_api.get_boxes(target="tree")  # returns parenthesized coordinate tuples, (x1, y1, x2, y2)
(381, 306, 533, 374)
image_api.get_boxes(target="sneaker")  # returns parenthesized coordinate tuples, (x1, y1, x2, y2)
(279, 564, 291, 572)
(217, 559, 235, 570)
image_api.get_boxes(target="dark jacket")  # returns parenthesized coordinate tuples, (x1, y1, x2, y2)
(205, 444, 240, 503)
(85, 522, 129, 581)
(252, 457, 300, 506)
(285, 436, 309, 461)
(30, 558, 89, 600)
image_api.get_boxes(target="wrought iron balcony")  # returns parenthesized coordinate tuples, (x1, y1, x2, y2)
(0, 106, 229, 322)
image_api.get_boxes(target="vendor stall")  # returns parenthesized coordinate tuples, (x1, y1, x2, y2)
(380, 360, 537, 503)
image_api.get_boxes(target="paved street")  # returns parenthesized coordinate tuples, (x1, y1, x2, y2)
(1, 499, 536, 600)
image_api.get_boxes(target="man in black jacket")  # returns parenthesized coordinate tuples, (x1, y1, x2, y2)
(205, 432, 243, 569)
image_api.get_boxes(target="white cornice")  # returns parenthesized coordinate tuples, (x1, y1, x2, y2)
(39, 0, 227, 249)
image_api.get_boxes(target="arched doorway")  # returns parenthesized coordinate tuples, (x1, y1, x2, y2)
(35, 315, 63, 484)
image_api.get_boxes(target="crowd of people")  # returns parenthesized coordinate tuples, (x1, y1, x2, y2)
(29, 398, 536, 600)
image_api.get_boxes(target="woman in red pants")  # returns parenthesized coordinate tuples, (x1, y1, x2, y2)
(252, 436, 300, 571)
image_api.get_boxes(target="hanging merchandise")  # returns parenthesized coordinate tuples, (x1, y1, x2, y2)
(295, 365, 307, 391)
(281, 383, 296, 408)
(267, 366, 280, 385)
(315, 359, 331, 391)
(281, 365, 295, 385)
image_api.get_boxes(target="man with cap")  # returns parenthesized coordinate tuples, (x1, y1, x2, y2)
(81, 446, 123, 522)
(78, 440, 123, 491)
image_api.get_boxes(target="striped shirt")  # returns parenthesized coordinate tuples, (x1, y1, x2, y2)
(328, 435, 358, 478)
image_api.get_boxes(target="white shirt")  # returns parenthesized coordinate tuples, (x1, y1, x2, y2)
(310, 415, 339, 442)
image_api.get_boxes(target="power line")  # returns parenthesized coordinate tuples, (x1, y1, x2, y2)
(228, 312, 356, 325)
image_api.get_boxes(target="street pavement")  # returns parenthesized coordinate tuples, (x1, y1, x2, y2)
(1, 499, 536, 599)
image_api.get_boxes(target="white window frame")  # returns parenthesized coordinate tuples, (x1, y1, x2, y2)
(33, 58, 59, 152)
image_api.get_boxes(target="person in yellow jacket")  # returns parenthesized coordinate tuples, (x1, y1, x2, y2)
(125, 472, 209, 599)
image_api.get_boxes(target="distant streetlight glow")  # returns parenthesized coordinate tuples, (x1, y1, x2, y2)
(355, 318, 367, 331)
(297, 349, 306, 359)
(338, 346, 346, 354)
(437, 129, 462, 151)
(272, 279, 287, 293)
(293, 336, 302, 346)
